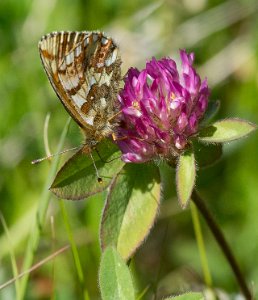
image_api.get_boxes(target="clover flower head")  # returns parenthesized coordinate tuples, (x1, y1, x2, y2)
(117, 50, 209, 163)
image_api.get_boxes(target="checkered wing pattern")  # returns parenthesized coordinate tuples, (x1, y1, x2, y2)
(39, 31, 122, 144)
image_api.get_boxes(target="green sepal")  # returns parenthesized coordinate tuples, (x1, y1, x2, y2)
(176, 148, 196, 209)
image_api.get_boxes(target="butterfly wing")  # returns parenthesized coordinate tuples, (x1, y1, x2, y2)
(38, 31, 121, 135)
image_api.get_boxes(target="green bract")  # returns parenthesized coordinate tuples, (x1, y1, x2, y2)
(176, 149, 196, 209)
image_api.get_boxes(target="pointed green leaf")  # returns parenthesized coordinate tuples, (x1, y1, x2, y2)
(193, 140, 222, 168)
(165, 292, 204, 300)
(50, 140, 124, 200)
(199, 118, 256, 143)
(100, 164, 161, 260)
(99, 247, 135, 300)
(176, 149, 196, 209)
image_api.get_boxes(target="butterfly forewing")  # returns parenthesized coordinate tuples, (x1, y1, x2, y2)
(39, 31, 122, 145)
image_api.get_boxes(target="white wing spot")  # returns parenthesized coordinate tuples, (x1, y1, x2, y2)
(100, 97, 107, 108)
(90, 76, 96, 86)
(92, 33, 99, 42)
(93, 72, 101, 82)
(50, 61, 57, 73)
(74, 32, 79, 43)
(71, 94, 86, 108)
(75, 45, 82, 57)
(101, 37, 108, 45)
(52, 35, 57, 56)
(59, 74, 79, 91)
(97, 62, 104, 68)
(105, 48, 117, 66)
(59, 60, 66, 71)
(83, 110, 96, 126)
(99, 71, 113, 86)
(84, 37, 90, 46)
(60, 32, 64, 44)
(66, 52, 74, 65)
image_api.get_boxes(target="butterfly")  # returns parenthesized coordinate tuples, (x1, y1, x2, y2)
(38, 31, 122, 152)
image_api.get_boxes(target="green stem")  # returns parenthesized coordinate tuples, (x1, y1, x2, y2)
(59, 200, 90, 300)
(192, 189, 252, 300)
(190, 202, 212, 287)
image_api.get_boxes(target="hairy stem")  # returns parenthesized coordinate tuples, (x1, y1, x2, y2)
(191, 189, 252, 300)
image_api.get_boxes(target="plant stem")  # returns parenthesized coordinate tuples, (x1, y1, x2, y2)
(191, 189, 252, 300)
(190, 202, 212, 287)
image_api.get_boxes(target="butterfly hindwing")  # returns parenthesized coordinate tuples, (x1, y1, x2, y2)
(38, 31, 122, 142)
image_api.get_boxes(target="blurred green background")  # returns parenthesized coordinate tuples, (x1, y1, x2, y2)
(0, 0, 258, 299)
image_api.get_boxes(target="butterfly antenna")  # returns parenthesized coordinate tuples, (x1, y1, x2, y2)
(31, 146, 80, 165)
(89, 153, 103, 183)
